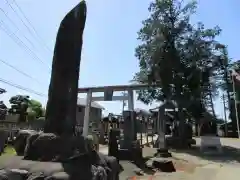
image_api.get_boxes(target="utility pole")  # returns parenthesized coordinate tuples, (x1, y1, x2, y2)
(222, 94, 228, 137)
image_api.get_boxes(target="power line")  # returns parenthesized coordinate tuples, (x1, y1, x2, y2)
(5, 0, 52, 54)
(0, 58, 43, 85)
(0, 19, 51, 71)
(0, 8, 35, 49)
(0, 77, 47, 97)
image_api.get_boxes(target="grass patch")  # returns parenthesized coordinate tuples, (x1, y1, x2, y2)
(0, 145, 16, 163)
(2, 145, 16, 155)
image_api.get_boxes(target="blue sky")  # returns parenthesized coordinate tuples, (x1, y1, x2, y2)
(0, 0, 239, 118)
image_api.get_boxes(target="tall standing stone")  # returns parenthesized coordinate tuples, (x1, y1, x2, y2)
(44, 1, 87, 135)
(121, 111, 137, 149)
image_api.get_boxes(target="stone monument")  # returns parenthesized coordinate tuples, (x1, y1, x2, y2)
(44, 0, 87, 135)
(121, 110, 137, 149)
(0, 1, 120, 179)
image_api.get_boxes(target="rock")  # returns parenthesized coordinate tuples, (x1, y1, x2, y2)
(145, 159, 153, 169)
(154, 148, 172, 158)
(2, 132, 119, 180)
(24, 133, 89, 162)
(89, 151, 120, 180)
(27, 172, 45, 180)
(24, 133, 41, 160)
(24, 133, 59, 161)
(104, 155, 120, 180)
(89, 151, 108, 167)
(14, 130, 39, 156)
(133, 168, 144, 176)
(0, 152, 119, 180)
(152, 158, 176, 172)
(10, 169, 28, 177)
(46, 171, 69, 180)
(91, 165, 108, 180)
(0, 169, 10, 180)
(0, 169, 28, 180)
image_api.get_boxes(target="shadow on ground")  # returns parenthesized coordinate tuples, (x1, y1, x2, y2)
(171, 145, 240, 164)
(119, 156, 156, 179)
(118, 149, 157, 180)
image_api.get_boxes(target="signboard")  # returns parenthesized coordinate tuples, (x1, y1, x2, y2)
(104, 89, 113, 101)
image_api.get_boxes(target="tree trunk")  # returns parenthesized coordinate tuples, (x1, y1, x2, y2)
(195, 121, 198, 136)
(44, 1, 87, 135)
(209, 92, 217, 119)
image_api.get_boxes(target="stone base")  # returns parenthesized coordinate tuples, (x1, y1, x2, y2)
(0, 156, 93, 180)
(200, 136, 223, 154)
(0, 154, 121, 180)
(118, 146, 143, 163)
(10, 130, 120, 180)
(118, 148, 132, 160)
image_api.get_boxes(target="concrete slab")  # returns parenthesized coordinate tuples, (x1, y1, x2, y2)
(214, 166, 240, 180)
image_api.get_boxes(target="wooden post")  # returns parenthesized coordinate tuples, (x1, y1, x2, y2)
(222, 94, 228, 137)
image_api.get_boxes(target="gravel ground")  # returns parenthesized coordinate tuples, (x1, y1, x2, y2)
(111, 137, 240, 180)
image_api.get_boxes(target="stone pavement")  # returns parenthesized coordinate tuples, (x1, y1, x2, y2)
(100, 137, 240, 180)
(214, 165, 240, 180)
(132, 159, 240, 180)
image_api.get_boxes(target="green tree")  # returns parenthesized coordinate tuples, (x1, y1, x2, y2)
(133, 0, 224, 139)
(9, 95, 44, 122)
(9, 95, 30, 122)
(0, 88, 7, 120)
(28, 99, 44, 118)
(0, 88, 6, 94)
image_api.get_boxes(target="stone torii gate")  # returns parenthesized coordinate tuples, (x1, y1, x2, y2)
(78, 84, 151, 137)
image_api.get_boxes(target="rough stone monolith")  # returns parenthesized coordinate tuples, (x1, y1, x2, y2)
(44, 1, 87, 135)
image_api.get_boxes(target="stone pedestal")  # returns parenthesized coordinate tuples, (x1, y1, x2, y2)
(10, 130, 120, 180)
(155, 148, 172, 158)
(108, 129, 119, 161)
(121, 110, 137, 149)
(200, 135, 222, 154)
(155, 107, 172, 157)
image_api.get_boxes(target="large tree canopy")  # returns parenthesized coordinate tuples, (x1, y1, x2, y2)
(8, 95, 44, 122)
(133, 0, 225, 121)
(9, 95, 30, 122)
(27, 99, 44, 121)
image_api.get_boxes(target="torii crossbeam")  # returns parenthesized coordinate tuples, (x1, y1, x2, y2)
(78, 84, 151, 136)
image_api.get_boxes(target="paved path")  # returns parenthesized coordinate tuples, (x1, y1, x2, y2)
(179, 137, 240, 180)
(100, 137, 240, 180)
(214, 165, 240, 180)
(99, 136, 240, 179)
